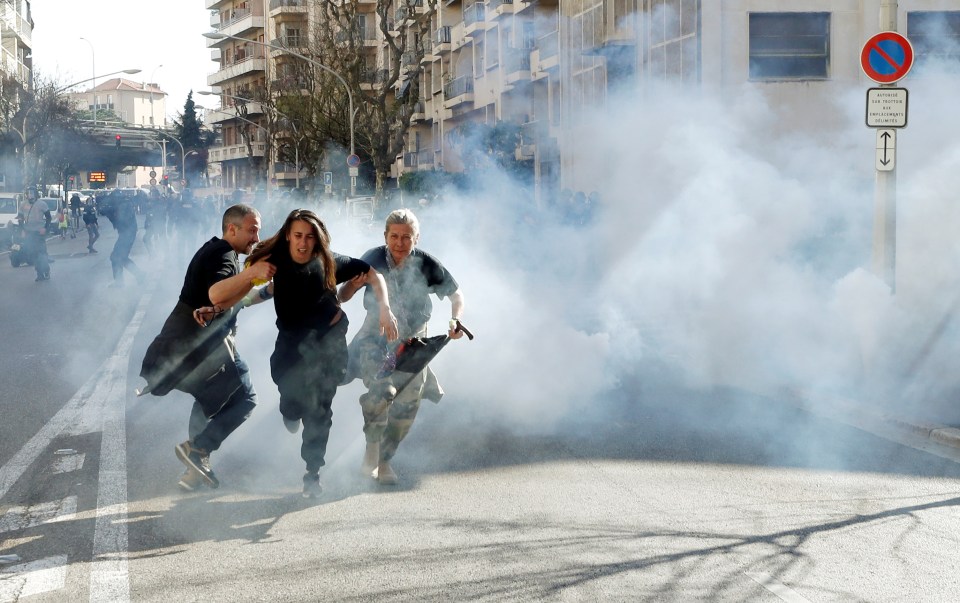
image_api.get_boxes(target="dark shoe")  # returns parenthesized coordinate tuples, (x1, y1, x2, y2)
(175, 440, 219, 489)
(177, 467, 205, 492)
(302, 472, 322, 498)
(283, 416, 301, 434)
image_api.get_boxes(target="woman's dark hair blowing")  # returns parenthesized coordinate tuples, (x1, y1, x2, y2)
(246, 209, 336, 290)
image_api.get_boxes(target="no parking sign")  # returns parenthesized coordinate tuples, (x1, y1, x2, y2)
(861, 31, 914, 84)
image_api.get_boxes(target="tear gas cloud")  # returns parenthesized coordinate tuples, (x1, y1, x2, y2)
(337, 65, 960, 445)
(126, 33, 960, 483)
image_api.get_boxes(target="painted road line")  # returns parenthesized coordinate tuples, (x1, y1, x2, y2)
(88, 293, 149, 603)
(0, 555, 68, 601)
(0, 381, 96, 501)
(51, 452, 86, 474)
(745, 572, 811, 603)
(0, 497, 78, 534)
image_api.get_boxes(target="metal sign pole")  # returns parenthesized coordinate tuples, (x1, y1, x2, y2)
(872, 0, 899, 291)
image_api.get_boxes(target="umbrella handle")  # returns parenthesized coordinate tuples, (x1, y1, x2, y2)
(451, 319, 474, 340)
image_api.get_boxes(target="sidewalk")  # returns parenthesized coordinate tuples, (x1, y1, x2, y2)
(786, 388, 960, 462)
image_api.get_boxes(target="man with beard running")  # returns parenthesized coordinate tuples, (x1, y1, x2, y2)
(139, 204, 275, 490)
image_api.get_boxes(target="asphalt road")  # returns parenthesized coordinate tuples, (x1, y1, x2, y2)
(2, 227, 960, 601)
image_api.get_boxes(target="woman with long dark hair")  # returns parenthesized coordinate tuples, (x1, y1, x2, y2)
(245, 208, 398, 497)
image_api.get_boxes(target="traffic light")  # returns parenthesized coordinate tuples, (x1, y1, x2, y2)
(115, 134, 121, 149)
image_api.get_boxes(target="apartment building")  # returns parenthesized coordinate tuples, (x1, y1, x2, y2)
(200, 0, 960, 199)
(68, 78, 167, 128)
(0, 0, 31, 89)
(0, 0, 32, 191)
(401, 0, 960, 200)
(204, 0, 271, 191)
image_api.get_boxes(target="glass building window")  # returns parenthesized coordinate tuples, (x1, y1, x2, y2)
(908, 11, 960, 72)
(749, 12, 829, 80)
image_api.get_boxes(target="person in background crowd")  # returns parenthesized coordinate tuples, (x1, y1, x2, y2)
(56, 206, 69, 239)
(100, 190, 144, 287)
(140, 204, 275, 491)
(339, 208, 465, 485)
(242, 208, 398, 498)
(69, 192, 82, 231)
(82, 201, 100, 254)
(19, 195, 52, 282)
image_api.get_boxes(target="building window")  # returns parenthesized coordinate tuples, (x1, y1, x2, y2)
(644, 0, 699, 85)
(908, 11, 960, 72)
(749, 12, 829, 80)
(474, 39, 485, 74)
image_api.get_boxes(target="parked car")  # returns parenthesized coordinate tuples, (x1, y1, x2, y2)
(0, 192, 22, 247)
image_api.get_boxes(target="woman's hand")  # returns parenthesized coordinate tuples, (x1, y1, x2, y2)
(379, 307, 399, 341)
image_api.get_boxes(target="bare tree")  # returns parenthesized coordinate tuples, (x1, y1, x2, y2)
(287, 0, 438, 196)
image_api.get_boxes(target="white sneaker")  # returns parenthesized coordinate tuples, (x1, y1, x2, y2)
(361, 442, 380, 477)
(375, 461, 398, 485)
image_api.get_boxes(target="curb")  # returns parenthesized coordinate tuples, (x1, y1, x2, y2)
(783, 387, 960, 454)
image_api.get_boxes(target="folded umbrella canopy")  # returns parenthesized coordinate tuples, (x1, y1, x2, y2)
(376, 320, 474, 399)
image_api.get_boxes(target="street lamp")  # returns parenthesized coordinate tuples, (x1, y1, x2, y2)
(202, 31, 356, 194)
(147, 64, 163, 127)
(184, 149, 200, 186)
(79, 37, 95, 123)
(197, 90, 302, 189)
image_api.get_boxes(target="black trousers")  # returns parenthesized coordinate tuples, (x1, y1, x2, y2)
(271, 320, 349, 473)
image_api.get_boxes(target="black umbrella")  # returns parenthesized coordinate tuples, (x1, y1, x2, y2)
(377, 320, 474, 399)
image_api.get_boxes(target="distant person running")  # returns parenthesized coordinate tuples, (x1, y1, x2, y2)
(139, 204, 275, 491)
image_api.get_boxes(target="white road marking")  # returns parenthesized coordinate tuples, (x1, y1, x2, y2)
(746, 571, 812, 603)
(88, 294, 149, 603)
(0, 555, 67, 601)
(0, 497, 77, 534)
(0, 293, 150, 603)
(51, 452, 86, 474)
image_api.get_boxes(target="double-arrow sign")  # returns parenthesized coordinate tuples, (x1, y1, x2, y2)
(876, 129, 896, 172)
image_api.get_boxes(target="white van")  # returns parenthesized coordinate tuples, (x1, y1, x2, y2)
(0, 192, 22, 246)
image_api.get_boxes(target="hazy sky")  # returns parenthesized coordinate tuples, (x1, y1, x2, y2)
(29, 0, 214, 120)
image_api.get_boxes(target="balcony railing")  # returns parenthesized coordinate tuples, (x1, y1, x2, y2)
(443, 74, 474, 98)
(537, 30, 559, 58)
(403, 152, 418, 168)
(276, 35, 302, 48)
(520, 120, 548, 144)
(435, 26, 452, 45)
(504, 48, 531, 73)
(217, 8, 252, 30)
(271, 76, 309, 89)
(487, 0, 510, 10)
(417, 149, 435, 166)
(269, 0, 305, 9)
(463, 3, 485, 27)
(401, 52, 418, 67)
(336, 25, 377, 43)
(360, 69, 391, 84)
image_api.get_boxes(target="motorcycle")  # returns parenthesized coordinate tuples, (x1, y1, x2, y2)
(9, 225, 36, 268)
